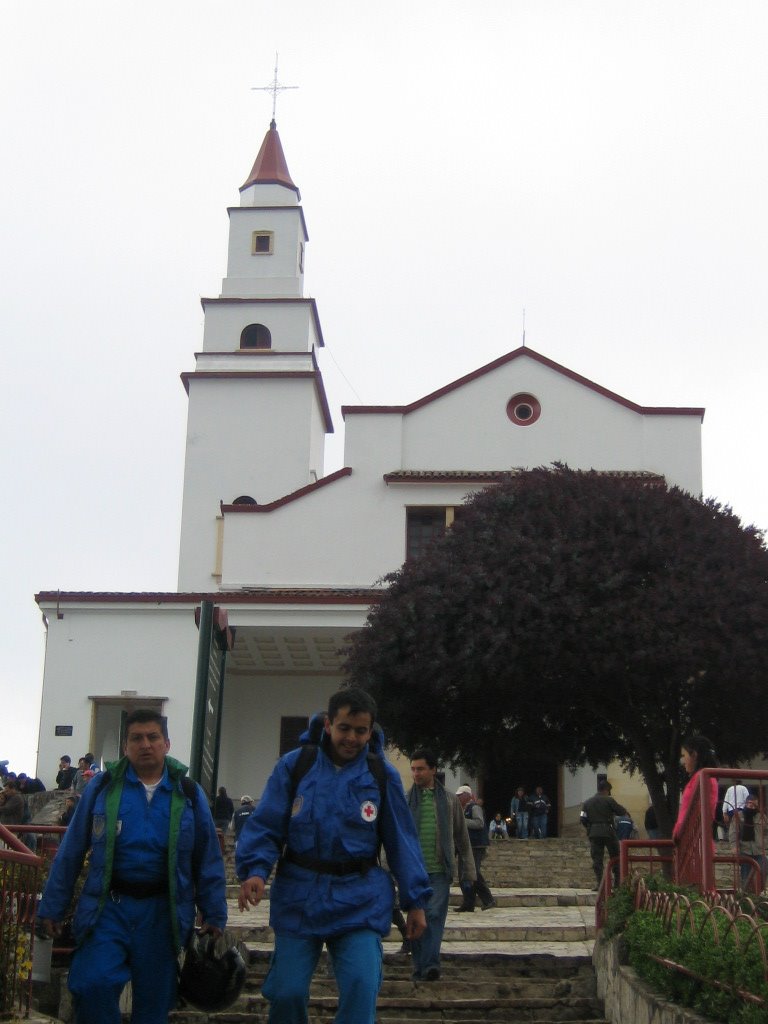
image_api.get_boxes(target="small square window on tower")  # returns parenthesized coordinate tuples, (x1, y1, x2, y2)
(251, 231, 274, 255)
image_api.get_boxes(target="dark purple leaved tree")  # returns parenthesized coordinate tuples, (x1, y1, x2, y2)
(345, 466, 768, 836)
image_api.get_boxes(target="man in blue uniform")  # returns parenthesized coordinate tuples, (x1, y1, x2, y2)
(237, 687, 431, 1024)
(38, 708, 228, 1024)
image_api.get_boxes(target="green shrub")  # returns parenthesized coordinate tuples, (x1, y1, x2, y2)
(601, 875, 697, 940)
(622, 892, 768, 1023)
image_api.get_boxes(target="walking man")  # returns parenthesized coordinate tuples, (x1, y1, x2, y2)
(454, 786, 497, 912)
(38, 708, 227, 1024)
(580, 779, 627, 889)
(237, 687, 430, 1023)
(530, 785, 552, 838)
(407, 750, 475, 981)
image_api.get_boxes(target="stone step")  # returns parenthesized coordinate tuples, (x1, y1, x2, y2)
(241, 951, 599, 998)
(223, 837, 598, 890)
(225, 890, 597, 946)
(173, 1014, 609, 1024)
(180, 868, 609, 1024)
(225, 884, 598, 910)
(172, 1003, 609, 1024)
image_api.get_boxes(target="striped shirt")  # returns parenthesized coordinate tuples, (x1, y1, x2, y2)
(417, 786, 440, 873)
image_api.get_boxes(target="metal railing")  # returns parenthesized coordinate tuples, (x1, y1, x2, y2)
(0, 824, 43, 1018)
(634, 877, 768, 1011)
(596, 767, 768, 926)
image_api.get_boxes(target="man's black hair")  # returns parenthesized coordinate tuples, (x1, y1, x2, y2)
(124, 708, 169, 741)
(597, 779, 612, 792)
(60, 755, 72, 764)
(326, 687, 377, 723)
(410, 748, 438, 769)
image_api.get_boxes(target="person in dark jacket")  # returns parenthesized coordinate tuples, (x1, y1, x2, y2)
(213, 785, 235, 831)
(55, 755, 76, 790)
(454, 786, 497, 911)
(0, 778, 25, 825)
(580, 780, 627, 889)
(232, 794, 255, 844)
(530, 785, 552, 838)
(58, 795, 78, 827)
(237, 687, 430, 1024)
(18, 773, 45, 793)
(38, 708, 227, 1024)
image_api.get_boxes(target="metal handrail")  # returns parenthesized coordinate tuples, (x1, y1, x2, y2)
(1, 823, 44, 1017)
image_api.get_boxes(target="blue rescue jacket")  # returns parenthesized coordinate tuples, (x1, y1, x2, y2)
(38, 756, 227, 950)
(236, 718, 431, 938)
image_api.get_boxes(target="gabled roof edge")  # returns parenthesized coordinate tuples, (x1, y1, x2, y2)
(342, 346, 705, 421)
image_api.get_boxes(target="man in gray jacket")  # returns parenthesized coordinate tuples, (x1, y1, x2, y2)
(408, 750, 475, 981)
(455, 786, 497, 911)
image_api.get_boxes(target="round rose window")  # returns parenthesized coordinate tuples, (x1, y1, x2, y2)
(506, 393, 541, 426)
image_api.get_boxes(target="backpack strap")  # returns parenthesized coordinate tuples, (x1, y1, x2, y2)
(289, 744, 387, 820)
(289, 744, 320, 803)
(180, 776, 197, 803)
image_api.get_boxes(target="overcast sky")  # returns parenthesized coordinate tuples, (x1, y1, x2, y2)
(2, 1, 766, 778)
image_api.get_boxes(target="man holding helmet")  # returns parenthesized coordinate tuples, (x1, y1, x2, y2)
(38, 708, 228, 1024)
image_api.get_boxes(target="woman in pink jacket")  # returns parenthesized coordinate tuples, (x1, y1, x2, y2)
(673, 734, 719, 841)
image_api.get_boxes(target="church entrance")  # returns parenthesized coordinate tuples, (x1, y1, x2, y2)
(480, 758, 560, 838)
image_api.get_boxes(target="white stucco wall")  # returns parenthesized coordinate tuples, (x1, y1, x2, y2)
(35, 603, 199, 782)
(223, 206, 306, 299)
(178, 376, 325, 588)
(218, 673, 341, 803)
(390, 357, 702, 493)
(201, 300, 320, 352)
(220, 353, 703, 589)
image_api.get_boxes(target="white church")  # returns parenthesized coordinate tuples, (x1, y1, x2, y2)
(35, 120, 704, 830)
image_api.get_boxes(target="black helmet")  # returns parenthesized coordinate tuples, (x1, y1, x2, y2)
(178, 930, 247, 1011)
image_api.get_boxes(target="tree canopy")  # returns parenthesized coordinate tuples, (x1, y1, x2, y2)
(344, 467, 768, 835)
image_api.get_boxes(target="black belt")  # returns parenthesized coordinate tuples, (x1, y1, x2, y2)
(110, 876, 169, 899)
(281, 848, 377, 876)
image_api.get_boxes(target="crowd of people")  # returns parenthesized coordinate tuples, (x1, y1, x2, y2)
(7, 713, 763, 1024)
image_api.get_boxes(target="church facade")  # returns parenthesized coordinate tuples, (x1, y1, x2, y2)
(35, 121, 704, 826)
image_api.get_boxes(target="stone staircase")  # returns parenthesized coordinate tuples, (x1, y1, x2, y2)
(169, 839, 609, 1024)
(479, 837, 597, 889)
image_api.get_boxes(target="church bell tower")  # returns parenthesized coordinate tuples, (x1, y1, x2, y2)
(177, 120, 332, 590)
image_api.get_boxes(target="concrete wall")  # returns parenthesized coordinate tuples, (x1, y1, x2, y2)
(178, 375, 323, 588)
(220, 350, 702, 590)
(202, 300, 319, 352)
(595, 935, 712, 1024)
(36, 603, 199, 782)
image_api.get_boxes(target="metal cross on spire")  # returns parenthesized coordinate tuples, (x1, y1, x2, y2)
(251, 54, 298, 121)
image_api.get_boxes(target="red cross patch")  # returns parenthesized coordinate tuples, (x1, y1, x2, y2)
(360, 800, 378, 823)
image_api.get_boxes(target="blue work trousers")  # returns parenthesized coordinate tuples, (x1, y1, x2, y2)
(410, 871, 449, 980)
(67, 893, 177, 1024)
(515, 811, 529, 838)
(262, 928, 382, 1023)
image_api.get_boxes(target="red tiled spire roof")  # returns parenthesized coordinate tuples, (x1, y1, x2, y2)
(240, 119, 300, 196)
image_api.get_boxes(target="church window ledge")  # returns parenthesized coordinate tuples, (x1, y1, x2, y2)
(251, 230, 274, 254)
